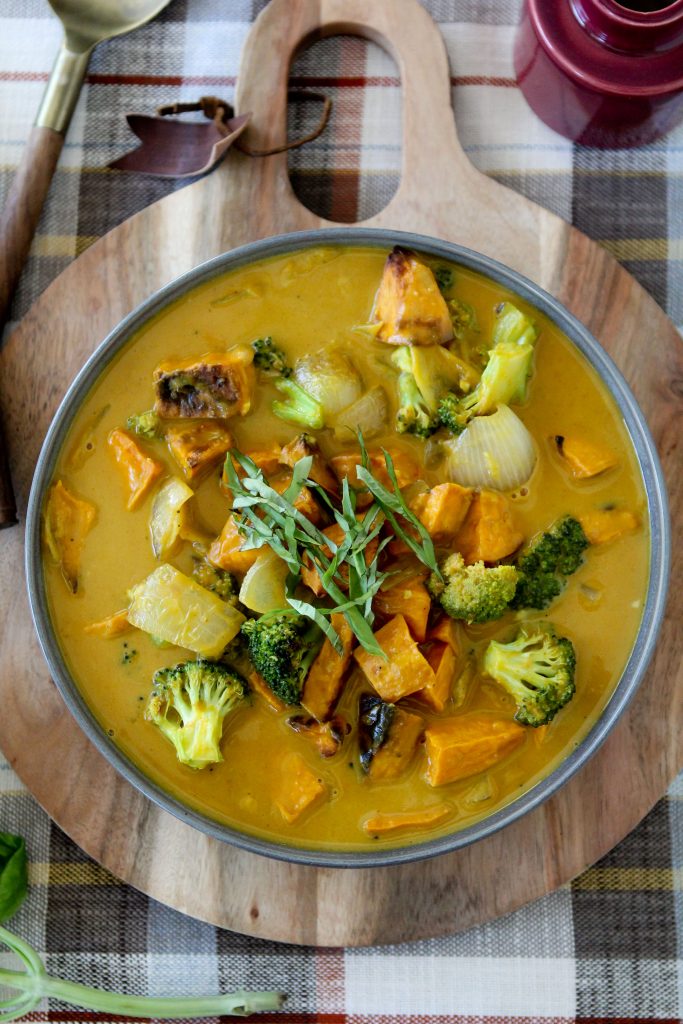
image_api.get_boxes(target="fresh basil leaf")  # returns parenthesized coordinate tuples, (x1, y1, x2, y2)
(0, 831, 28, 922)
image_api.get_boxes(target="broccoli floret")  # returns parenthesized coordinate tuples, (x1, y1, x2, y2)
(429, 553, 518, 624)
(271, 378, 324, 430)
(511, 516, 589, 610)
(192, 559, 239, 605)
(241, 611, 324, 705)
(126, 409, 162, 439)
(483, 624, 576, 726)
(434, 266, 454, 294)
(145, 659, 247, 768)
(251, 336, 292, 377)
(391, 347, 440, 438)
(438, 302, 538, 434)
(448, 298, 479, 340)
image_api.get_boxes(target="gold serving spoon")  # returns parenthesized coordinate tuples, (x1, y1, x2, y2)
(0, 0, 172, 527)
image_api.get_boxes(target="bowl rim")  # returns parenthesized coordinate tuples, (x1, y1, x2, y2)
(25, 227, 671, 869)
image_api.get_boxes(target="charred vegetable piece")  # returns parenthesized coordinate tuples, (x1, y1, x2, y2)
(43, 480, 96, 593)
(145, 659, 247, 769)
(127, 564, 245, 657)
(165, 421, 234, 482)
(553, 435, 617, 479)
(288, 714, 350, 758)
(301, 613, 356, 722)
(354, 614, 435, 703)
(274, 751, 327, 823)
(424, 714, 525, 786)
(372, 247, 453, 346)
(357, 693, 424, 780)
(108, 428, 163, 511)
(153, 347, 255, 419)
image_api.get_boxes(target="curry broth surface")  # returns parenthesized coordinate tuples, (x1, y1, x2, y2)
(43, 246, 649, 851)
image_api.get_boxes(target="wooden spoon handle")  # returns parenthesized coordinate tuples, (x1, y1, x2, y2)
(0, 125, 64, 527)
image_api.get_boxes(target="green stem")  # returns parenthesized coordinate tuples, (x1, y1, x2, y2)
(0, 969, 283, 1019)
(0, 926, 283, 1021)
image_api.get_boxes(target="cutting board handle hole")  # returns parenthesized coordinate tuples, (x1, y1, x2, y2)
(287, 34, 401, 223)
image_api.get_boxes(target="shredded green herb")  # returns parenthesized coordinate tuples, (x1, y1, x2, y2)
(225, 434, 442, 657)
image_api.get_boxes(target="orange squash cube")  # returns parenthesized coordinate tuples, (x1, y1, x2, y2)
(354, 614, 435, 703)
(425, 714, 525, 786)
(274, 752, 327, 824)
(43, 480, 96, 593)
(374, 575, 431, 642)
(108, 428, 163, 510)
(410, 482, 473, 541)
(579, 508, 640, 545)
(454, 490, 523, 564)
(418, 641, 459, 713)
(208, 515, 259, 576)
(85, 609, 132, 638)
(362, 804, 450, 836)
(166, 420, 233, 483)
(302, 613, 356, 721)
(554, 435, 617, 479)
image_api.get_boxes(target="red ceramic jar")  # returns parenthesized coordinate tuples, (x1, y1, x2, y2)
(514, 0, 683, 147)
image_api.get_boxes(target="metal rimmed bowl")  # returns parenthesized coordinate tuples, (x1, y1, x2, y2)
(25, 228, 671, 869)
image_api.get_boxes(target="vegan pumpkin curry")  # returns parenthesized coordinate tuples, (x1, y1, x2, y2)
(41, 245, 648, 852)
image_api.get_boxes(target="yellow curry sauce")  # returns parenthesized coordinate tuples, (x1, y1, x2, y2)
(42, 246, 649, 852)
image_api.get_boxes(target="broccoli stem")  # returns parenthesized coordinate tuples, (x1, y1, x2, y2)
(272, 378, 324, 429)
(0, 925, 284, 1020)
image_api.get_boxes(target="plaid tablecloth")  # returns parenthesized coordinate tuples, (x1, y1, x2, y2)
(1, 0, 682, 1020)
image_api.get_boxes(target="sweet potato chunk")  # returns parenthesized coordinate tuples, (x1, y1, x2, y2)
(166, 420, 233, 483)
(108, 428, 163, 510)
(425, 714, 525, 786)
(428, 615, 461, 652)
(220, 443, 283, 498)
(362, 804, 450, 836)
(84, 609, 132, 638)
(374, 575, 431, 642)
(579, 508, 639, 545)
(302, 613, 356, 721)
(554, 435, 617, 479)
(454, 490, 523, 564)
(272, 473, 322, 525)
(358, 693, 424, 781)
(330, 446, 419, 493)
(418, 641, 459, 713)
(154, 347, 255, 419)
(372, 247, 453, 347)
(43, 480, 96, 593)
(274, 752, 327, 823)
(410, 483, 473, 541)
(279, 433, 338, 492)
(354, 614, 435, 703)
(301, 522, 378, 597)
(249, 671, 287, 714)
(208, 515, 259, 576)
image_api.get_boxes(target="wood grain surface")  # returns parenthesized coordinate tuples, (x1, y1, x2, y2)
(0, 0, 681, 947)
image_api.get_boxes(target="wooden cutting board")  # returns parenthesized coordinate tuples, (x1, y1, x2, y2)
(0, 0, 681, 947)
